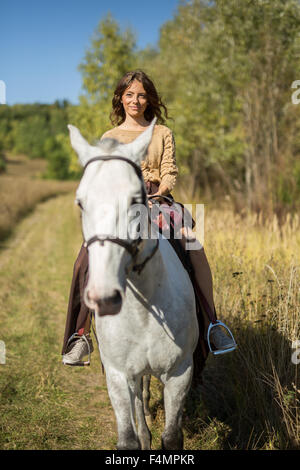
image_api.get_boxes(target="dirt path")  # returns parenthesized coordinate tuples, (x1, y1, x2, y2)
(0, 194, 117, 449)
(0, 192, 188, 451)
(1, 191, 297, 450)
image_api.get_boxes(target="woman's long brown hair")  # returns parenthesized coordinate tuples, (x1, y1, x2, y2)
(110, 70, 169, 126)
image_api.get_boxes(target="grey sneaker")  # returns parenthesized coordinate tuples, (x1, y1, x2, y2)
(210, 326, 236, 353)
(62, 334, 94, 366)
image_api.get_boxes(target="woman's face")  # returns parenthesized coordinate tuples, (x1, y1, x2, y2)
(121, 79, 148, 119)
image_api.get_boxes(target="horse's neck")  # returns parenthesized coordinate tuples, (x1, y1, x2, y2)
(130, 238, 164, 297)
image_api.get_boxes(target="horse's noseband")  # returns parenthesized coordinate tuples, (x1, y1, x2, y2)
(82, 155, 159, 275)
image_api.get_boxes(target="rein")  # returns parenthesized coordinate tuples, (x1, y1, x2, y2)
(82, 155, 159, 275)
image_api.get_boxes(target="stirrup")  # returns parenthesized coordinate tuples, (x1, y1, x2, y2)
(207, 320, 237, 356)
(64, 332, 92, 366)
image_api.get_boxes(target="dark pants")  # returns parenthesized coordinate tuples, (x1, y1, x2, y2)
(62, 243, 90, 354)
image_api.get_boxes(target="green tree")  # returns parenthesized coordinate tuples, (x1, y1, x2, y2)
(44, 134, 73, 180)
(13, 114, 51, 159)
(146, 0, 246, 198)
(214, 0, 300, 213)
(0, 102, 74, 179)
(146, 0, 300, 213)
(79, 13, 137, 104)
(0, 139, 5, 173)
(0, 105, 15, 150)
(67, 13, 138, 176)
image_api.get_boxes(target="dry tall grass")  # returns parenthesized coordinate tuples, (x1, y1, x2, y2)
(170, 203, 299, 449)
(0, 161, 298, 449)
(0, 154, 76, 242)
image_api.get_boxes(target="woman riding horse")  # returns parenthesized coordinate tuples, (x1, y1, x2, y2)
(62, 70, 235, 368)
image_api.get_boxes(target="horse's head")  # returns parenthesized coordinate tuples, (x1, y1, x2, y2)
(68, 119, 156, 316)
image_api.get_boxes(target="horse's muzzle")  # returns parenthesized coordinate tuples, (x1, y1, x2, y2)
(85, 289, 122, 316)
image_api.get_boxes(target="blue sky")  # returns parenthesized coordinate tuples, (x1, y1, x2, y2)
(1, 0, 179, 105)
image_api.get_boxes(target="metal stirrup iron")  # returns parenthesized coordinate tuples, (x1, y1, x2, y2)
(207, 321, 237, 356)
(192, 277, 237, 356)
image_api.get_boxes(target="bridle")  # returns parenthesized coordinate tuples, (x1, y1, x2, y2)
(81, 155, 159, 275)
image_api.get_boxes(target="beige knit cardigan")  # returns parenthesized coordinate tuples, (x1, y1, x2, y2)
(101, 124, 178, 192)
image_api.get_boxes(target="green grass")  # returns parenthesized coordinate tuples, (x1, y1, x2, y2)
(0, 154, 76, 243)
(0, 194, 116, 449)
(0, 186, 299, 449)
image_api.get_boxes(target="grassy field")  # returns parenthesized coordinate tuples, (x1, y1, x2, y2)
(0, 156, 299, 450)
(0, 154, 76, 243)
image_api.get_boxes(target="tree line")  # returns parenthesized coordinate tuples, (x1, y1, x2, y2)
(1, 0, 300, 216)
(0, 100, 74, 179)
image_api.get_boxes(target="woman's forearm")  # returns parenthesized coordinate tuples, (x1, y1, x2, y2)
(147, 183, 170, 205)
(157, 183, 170, 196)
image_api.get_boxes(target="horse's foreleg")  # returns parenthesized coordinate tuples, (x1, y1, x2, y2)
(105, 366, 140, 450)
(135, 376, 151, 450)
(161, 359, 193, 450)
(143, 375, 152, 426)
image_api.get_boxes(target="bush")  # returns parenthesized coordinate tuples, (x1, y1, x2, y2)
(0, 141, 6, 173)
(13, 115, 50, 159)
(44, 135, 71, 180)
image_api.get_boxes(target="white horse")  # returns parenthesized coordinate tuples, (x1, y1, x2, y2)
(68, 119, 199, 450)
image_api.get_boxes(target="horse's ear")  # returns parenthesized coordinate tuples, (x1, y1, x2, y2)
(67, 124, 94, 167)
(123, 117, 157, 164)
